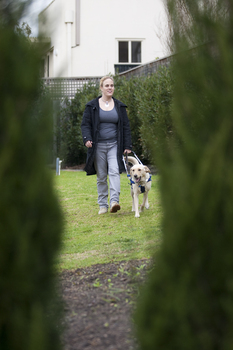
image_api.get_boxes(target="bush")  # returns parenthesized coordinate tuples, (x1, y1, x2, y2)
(114, 75, 147, 161)
(115, 68, 173, 164)
(0, 9, 63, 350)
(134, 1, 233, 349)
(135, 67, 173, 163)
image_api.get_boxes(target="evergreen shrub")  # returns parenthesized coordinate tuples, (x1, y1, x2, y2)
(0, 8, 63, 350)
(135, 1, 233, 349)
(114, 75, 147, 161)
(114, 67, 173, 164)
(134, 67, 173, 163)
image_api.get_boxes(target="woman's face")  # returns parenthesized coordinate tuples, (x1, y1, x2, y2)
(101, 78, 114, 98)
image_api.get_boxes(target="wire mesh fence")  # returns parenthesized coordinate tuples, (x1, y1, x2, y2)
(42, 76, 101, 100)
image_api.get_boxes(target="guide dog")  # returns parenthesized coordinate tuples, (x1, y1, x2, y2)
(126, 156, 152, 218)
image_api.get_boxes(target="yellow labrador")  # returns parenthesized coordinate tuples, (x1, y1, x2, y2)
(126, 156, 151, 218)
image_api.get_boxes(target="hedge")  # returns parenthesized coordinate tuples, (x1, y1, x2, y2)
(0, 12, 63, 350)
(134, 1, 233, 349)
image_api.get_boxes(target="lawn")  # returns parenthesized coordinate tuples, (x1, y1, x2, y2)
(54, 170, 162, 270)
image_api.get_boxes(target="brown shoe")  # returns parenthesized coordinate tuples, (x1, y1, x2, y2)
(110, 202, 120, 213)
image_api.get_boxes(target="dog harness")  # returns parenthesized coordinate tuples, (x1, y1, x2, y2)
(129, 175, 152, 193)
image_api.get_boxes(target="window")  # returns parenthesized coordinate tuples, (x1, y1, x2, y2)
(116, 39, 142, 74)
(119, 41, 128, 63)
(118, 40, 142, 64)
(131, 41, 141, 63)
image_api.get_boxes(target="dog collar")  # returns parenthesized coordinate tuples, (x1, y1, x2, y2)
(129, 175, 152, 192)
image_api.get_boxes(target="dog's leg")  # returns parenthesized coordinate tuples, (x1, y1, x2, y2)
(140, 192, 149, 212)
(134, 193, 140, 218)
(131, 188, 135, 212)
(145, 194, 149, 209)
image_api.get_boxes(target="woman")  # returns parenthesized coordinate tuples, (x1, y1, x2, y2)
(81, 76, 132, 214)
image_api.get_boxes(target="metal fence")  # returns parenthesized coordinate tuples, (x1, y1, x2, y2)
(118, 54, 172, 79)
(42, 76, 101, 100)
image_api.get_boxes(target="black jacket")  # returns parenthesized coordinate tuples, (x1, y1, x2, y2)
(81, 96, 132, 175)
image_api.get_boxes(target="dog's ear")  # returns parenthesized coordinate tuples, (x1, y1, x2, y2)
(130, 167, 133, 176)
(144, 166, 150, 173)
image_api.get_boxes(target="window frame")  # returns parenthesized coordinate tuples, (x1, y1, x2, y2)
(116, 39, 143, 65)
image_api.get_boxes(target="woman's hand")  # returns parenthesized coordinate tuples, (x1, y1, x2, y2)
(124, 149, 131, 154)
(85, 140, 93, 148)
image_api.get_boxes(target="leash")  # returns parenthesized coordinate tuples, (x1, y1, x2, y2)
(122, 151, 143, 172)
(131, 150, 144, 165)
(122, 153, 131, 180)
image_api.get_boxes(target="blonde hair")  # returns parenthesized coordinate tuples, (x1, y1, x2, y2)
(99, 75, 114, 88)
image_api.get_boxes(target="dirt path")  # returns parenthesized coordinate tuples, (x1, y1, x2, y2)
(60, 259, 152, 350)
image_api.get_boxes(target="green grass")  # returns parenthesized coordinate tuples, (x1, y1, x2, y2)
(54, 170, 162, 270)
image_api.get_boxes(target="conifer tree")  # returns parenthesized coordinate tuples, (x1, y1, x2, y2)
(0, 2, 63, 349)
(135, 1, 233, 349)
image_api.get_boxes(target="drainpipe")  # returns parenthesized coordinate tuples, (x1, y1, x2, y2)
(65, 10, 74, 77)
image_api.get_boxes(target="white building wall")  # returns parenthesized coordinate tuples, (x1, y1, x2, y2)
(39, 0, 167, 78)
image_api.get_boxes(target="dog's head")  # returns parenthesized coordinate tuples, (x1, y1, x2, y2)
(130, 164, 150, 183)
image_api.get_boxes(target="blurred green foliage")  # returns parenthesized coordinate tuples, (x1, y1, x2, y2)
(134, 1, 233, 349)
(0, 2, 63, 350)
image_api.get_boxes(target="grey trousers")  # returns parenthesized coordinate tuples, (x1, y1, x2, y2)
(94, 142, 120, 209)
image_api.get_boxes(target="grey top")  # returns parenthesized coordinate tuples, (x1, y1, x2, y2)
(98, 107, 119, 143)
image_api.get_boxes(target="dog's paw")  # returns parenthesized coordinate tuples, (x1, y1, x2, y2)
(145, 204, 149, 209)
(135, 213, 140, 218)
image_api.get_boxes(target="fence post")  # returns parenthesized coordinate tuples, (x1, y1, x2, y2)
(56, 157, 60, 175)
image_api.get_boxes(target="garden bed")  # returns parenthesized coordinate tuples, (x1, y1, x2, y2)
(60, 259, 152, 350)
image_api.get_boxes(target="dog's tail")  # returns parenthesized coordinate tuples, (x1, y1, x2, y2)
(124, 156, 139, 165)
